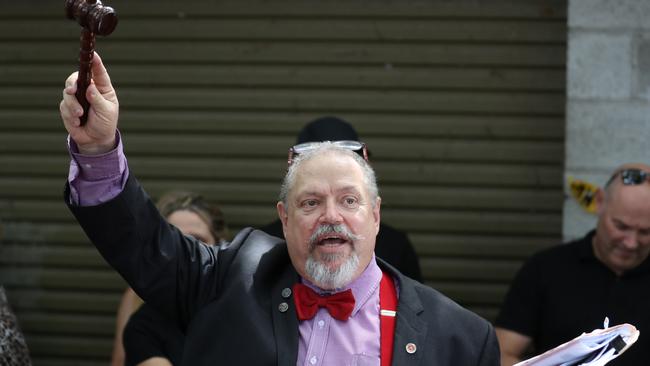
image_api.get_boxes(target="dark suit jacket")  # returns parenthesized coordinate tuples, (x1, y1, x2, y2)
(261, 219, 423, 282)
(66, 176, 499, 365)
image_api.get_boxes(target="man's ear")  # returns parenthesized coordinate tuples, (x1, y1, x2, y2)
(277, 201, 288, 229)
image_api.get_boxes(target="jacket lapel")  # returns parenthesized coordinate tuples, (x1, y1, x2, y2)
(271, 265, 301, 366)
(392, 298, 427, 366)
(379, 260, 428, 366)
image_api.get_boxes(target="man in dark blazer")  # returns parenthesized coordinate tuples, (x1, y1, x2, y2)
(59, 53, 499, 365)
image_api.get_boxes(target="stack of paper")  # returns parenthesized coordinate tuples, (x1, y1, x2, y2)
(514, 321, 639, 366)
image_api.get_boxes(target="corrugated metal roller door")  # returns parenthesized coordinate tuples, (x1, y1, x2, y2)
(0, 0, 566, 364)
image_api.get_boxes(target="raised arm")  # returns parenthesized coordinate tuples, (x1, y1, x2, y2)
(59, 53, 226, 330)
(60, 52, 119, 155)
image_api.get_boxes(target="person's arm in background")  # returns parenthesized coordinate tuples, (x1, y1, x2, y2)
(494, 254, 543, 366)
(111, 288, 143, 366)
(136, 358, 173, 366)
(495, 327, 532, 366)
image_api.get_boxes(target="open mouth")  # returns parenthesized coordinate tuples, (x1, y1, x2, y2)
(318, 233, 348, 244)
(308, 224, 361, 254)
(312, 233, 350, 252)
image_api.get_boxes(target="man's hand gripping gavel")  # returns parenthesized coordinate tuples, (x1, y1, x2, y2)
(64, 0, 118, 126)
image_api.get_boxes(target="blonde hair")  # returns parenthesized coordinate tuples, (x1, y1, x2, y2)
(156, 191, 229, 242)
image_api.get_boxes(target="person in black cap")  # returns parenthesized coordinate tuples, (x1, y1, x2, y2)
(261, 116, 423, 282)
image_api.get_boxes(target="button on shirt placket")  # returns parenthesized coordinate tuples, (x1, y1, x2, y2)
(302, 310, 331, 366)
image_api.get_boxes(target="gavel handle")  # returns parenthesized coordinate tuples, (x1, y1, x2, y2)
(76, 28, 95, 125)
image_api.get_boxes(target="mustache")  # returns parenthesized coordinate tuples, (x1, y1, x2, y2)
(308, 224, 362, 249)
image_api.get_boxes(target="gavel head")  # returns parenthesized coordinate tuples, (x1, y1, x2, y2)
(65, 0, 118, 36)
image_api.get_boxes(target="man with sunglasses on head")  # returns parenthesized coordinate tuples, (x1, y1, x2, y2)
(495, 163, 650, 366)
(58, 53, 499, 365)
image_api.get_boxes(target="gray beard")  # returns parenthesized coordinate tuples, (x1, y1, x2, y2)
(305, 251, 360, 290)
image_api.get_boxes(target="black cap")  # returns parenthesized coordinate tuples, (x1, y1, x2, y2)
(296, 116, 360, 144)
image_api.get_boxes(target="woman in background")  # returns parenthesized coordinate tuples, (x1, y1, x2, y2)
(110, 191, 228, 366)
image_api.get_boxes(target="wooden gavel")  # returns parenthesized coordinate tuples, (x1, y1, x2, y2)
(65, 0, 118, 125)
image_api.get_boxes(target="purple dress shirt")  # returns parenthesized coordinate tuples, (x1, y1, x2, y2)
(298, 258, 382, 366)
(67, 133, 128, 206)
(66, 133, 383, 366)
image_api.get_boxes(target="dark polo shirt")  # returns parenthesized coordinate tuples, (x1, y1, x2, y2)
(123, 304, 184, 366)
(496, 230, 650, 365)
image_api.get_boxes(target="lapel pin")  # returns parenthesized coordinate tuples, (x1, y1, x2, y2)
(405, 342, 417, 354)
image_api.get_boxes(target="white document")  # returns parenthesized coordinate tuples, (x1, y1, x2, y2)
(514, 320, 639, 366)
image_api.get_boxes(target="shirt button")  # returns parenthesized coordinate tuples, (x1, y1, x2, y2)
(310, 356, 317, 364)
(318, 320, 325, 328)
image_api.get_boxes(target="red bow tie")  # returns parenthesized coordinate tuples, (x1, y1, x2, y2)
(292, 283, 355, 321)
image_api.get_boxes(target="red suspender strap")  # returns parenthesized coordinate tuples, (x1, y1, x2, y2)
(380, 271, 397, 366)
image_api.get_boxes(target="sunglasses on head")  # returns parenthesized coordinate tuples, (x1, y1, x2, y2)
(287, 140, 368, 166)
(607, 168, 650, 186)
